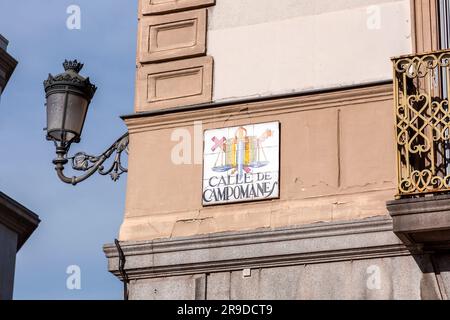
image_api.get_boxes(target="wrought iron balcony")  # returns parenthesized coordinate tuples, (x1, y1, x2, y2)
(393, 49, 450, 197)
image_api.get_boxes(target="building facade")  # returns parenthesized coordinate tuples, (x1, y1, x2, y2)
(0, 34, 40, 300)
(0, 35, 16, 97)
(104, 0, 450, 299)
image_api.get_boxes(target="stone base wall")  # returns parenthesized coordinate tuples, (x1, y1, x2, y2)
(104, 216, 450, 300)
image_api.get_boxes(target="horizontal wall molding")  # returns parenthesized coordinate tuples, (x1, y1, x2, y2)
(0, 192, 40, 250)
(0, 49, 17, 92)
(387, 194, 450, 248)
(104, 216, 415, 280)
(136, 56, 213, 112)
(127, 82, 393, 133)
(141, 0, 215, 15)
(139, 9, 207, 63)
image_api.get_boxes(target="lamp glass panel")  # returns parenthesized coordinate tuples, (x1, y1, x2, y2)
(46, 92, 89, 143)
(64, 93, 88, 142)
(46, 92, 66, 141)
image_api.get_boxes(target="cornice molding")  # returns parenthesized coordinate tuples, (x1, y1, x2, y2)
(104, 216, 414, 280)
(387, 194, 450, 216)
(124, 81, 393, 133)
(0, 48, 18, 90)
(0, 192, 40, 250)
(387, 194, 450, 248)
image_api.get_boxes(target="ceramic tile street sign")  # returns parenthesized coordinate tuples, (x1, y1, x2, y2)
(203, 122, 280, 205)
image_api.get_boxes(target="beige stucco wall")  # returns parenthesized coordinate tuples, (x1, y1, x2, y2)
(123, 1, 408, 242)
(208, 0, 412, 101)
(120, 83, 396, 241)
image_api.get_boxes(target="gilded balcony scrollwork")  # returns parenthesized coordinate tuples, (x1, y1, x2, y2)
(393, 49, 450, 196)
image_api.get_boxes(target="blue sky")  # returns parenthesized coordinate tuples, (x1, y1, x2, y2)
(0, 1, 137, 299)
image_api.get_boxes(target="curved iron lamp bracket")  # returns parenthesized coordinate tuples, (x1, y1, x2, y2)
(52, 132, 129, 185)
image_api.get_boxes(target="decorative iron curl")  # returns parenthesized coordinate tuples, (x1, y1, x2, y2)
(53, 132, 129, 185)
(393, 48, 450, 197)
(394, 51, 450, 79)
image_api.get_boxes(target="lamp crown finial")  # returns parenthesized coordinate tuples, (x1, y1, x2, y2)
(63, 60, 84, 73)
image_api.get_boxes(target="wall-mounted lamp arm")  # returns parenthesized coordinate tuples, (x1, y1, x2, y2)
(52, 132, 129, 186)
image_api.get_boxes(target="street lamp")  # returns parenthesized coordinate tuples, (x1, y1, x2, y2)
(43, 60, 129, 185)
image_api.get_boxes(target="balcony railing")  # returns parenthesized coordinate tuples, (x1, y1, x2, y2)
(393, 49, 450, 197)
